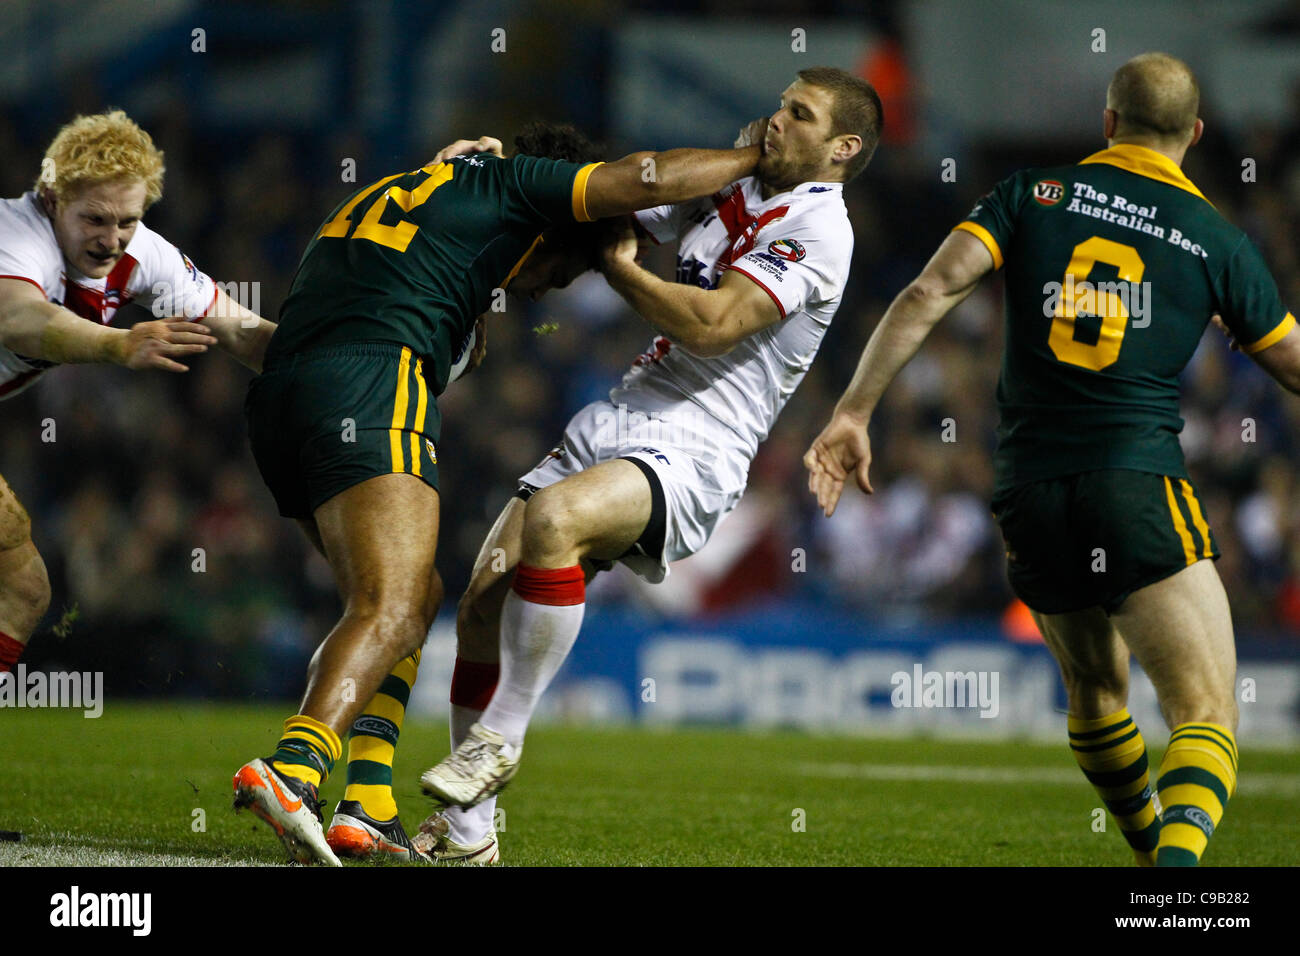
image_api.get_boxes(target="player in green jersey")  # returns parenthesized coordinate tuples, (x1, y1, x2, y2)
(232, 122, 764, 865)
(804, 53, 1297, 866)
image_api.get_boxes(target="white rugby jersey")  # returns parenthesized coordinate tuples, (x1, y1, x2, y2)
(0, 191, 216, 399)
(620, 177, 853, 488)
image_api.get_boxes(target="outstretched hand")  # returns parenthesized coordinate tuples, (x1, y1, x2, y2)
(120, 319, 215, 373)
(431, 136, 505, 165)
(803, 411, 874, 517)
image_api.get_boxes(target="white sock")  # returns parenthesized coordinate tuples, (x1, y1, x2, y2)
(479, 566, 585, 749)
(444, 704, 496, 844)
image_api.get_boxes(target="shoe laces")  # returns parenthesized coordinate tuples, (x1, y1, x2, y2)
(303, 786, 327, 823)
(443, 737, 499, 779)
(268, 760, 328, 822)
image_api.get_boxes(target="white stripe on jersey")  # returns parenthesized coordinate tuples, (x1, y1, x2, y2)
(620, 177, 853, 489)
(0, 191, 216, 399)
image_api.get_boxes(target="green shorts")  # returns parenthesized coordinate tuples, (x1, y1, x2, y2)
(990, 469, 1219, 615)
(245, 343, 440, 519)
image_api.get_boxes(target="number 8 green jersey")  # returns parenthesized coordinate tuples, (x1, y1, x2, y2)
(269, 154, 601, 394)
(957, 143, 1293, 495)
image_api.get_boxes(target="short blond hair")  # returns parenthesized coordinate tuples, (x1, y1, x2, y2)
(36, 110, 166, 207)
(1107, 53, 1200, 142)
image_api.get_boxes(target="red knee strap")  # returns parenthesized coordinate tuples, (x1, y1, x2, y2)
(0, 631, 24, 674)
(512, 563, 585, 606)
(450, 657, 499, 710)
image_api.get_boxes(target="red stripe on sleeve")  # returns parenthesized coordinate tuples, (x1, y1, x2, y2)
(199, 283, 219, 319)
(724, 264, 787, 318)
(512, 563, 585, 606)
(0, 275, 46, 297)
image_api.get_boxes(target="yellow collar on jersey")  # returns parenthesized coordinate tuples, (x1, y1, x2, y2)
(1078, 143, 1211, 205)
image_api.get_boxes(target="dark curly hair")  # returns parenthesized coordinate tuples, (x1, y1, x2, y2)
(513, 121, 604, 164)
(515, 121, 607, 269)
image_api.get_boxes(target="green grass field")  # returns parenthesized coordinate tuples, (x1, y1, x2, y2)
(2, 703, 1297, 866)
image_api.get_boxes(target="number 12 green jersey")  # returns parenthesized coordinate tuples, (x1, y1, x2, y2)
(269, 154, 601, 394)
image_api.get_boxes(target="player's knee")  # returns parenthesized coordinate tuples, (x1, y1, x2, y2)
(13, 553, 51, 631)
(521, 487, 583, 557)
(30, 558, 51, 620)
(0, 538, 50, 630)
(346, 592, 429, 657)
(0, 490, 32, 553)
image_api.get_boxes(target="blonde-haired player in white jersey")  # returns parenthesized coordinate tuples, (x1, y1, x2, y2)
(0, 110, 275, 677)
(367, 68, 881, 864)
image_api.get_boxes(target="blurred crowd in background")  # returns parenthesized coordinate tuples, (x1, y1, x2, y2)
(3, 0, 1299, 697)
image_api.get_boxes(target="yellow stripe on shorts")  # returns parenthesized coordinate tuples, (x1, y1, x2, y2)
(1179, 479, 1213, 558)
(389, 347, 412, 473)
(409, 358, 429, 477)
(1163, 476, 1196, 566)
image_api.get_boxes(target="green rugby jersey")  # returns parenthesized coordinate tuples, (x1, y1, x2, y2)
(269, 154, 602, 393)
(957, 143, 1293, 494)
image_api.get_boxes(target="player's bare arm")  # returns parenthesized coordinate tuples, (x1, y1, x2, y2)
(0, 276, 214, 372)
(431, 133, 760, 218)
(599, 221, 781, 357)
(1240, 322, 1300, 394)
(584, 145, 760, 219)
(804, 228, 992, 516)
(201, 286, 277, 373)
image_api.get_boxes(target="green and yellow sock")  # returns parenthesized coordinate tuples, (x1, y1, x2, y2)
(342, 650, 421, 822)
(1069, 708, 1161, 864)
(1155, 722, 1238, 867)
(269, 713, 343, 790)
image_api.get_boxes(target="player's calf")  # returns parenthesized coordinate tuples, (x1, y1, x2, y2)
(1037, 607, 1162, 865)
(1032, 607, 1130, 719)
(456, 576, 509, 662)
(1112, 560, 1240, 865)
(300, 601, 429, 723)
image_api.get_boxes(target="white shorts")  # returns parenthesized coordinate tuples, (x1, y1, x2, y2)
(518, 400, 746, 583)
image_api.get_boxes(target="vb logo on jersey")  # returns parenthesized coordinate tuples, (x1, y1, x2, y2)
(767, 238, 806, 261)
(425, 439, 437, 464)
(1033, 180, 1065, 207)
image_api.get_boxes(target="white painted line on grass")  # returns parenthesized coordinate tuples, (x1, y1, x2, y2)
(796, 763, 1300, 796)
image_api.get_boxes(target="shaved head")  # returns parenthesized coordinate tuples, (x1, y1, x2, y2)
(1107, 52, 1200, 143)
